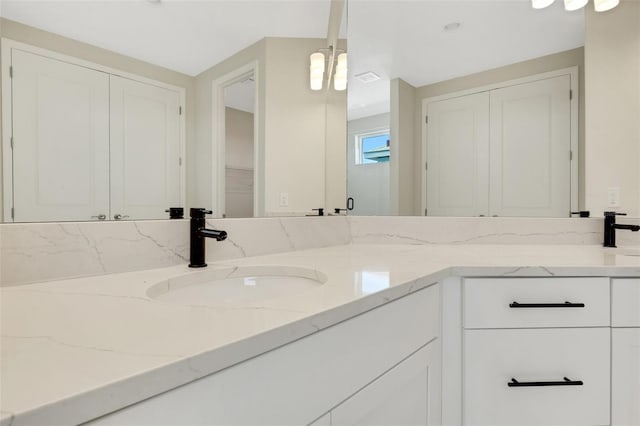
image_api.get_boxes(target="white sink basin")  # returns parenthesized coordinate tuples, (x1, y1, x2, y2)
(147, 265, 327, 307)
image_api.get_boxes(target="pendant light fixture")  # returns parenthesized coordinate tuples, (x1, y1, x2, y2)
(309, 48, 347, 91)
(531, 0, 619, 11)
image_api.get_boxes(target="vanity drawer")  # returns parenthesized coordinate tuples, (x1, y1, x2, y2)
(612, 278, 640, 327)
(464, 277, 609, 328)
(464, 328, 610, 426)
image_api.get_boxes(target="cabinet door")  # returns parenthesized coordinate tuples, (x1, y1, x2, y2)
(464, 328, 610, 426)
(10, 49, 110, 222)
(109, 75, 182, 220)
(426, 92, 490, 217)
(489, 75, 571, 217)
(331, 340, 441, 426)
(612, 328, 640, 426)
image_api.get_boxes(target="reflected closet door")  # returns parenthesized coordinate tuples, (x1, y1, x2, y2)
(426, 92, 490, 217)
(489, 75, 571, 217)
(11, 49, 110, 222)
(109, 76, 182, 220)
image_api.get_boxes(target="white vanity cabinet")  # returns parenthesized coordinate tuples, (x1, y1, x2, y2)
(462, 277, 611, 426)
(611, 278, 640, 426)
(83, 284, 441, 426)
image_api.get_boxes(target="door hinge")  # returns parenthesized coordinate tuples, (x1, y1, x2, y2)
(569, 150, 573, 161)
(11, 207, 14, 220)
(569, 90, 573, 100)
(178, 157, 182, 166)
(425, 161, 428, 171)
(424, 208, 428, 216)
(179, 106, 182, 115)
(9, 66, 13, 78)
(425, 115, 428, 124)
(10, 136, 14, 149)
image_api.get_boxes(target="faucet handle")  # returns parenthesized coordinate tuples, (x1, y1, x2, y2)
(190, 208, 213, 218)
(604, 211, 627, 217)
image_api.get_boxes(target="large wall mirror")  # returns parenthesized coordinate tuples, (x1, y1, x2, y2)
(0, 0, 347, 223)
(347, 0, 640, 218)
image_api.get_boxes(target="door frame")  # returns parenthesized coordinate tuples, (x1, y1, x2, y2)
(420, 66, 579, 216)
(211, 61, 261, 218)
(0, 38, 187, 222)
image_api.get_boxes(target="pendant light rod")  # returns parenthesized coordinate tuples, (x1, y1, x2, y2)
(325, 0, 346, 92)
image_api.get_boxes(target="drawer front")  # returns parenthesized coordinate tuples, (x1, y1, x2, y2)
(612, 278, 640, 327)
(464, 277, 609, 328)
(464, 328, 610, 426)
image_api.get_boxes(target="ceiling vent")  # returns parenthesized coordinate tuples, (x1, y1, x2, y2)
(355, 71, 381, 84)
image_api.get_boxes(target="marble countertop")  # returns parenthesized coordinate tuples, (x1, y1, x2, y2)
(1, 243, 639, 426)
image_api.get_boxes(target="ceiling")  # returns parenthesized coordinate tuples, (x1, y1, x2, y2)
(0, 0, 337, 76)
(0, 0, 584, 121)
(347, 0, 585, 120)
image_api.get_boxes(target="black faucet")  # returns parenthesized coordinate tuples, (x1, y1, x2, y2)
(603, 211, 640, 248)
(189, 208, 227, 268)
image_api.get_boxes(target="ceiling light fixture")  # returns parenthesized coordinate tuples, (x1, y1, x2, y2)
(309, 48, 347, 92)
(531, 0, 619, 12)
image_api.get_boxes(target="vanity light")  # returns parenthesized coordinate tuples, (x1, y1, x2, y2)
(594, 0, 619, 12)
(334, 53, 348, 91)
(310, 52, 325, 91)
(532, 0, 618, 12)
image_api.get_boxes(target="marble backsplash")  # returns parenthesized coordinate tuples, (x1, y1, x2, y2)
(1, 216, 638, 286)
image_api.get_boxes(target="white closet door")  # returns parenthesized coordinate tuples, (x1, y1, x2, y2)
(489, 75, 571, 217)
(426, 92, 490, 217)
(11, 49, 110, 222)
(109, 75, 182, 220)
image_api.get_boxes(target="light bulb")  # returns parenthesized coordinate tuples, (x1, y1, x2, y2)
(334, 53, 348, 91)
(564, 0, 588, 11)
(532, 0, 555, 9)
(309, 52, 325, 91)
(594, 0, 619, 11)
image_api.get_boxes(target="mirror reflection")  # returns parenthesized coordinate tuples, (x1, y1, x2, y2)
(0, 0, 347, 222)
(347, 0, 640, 218)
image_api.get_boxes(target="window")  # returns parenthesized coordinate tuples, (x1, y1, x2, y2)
(356, 130, 390, 164)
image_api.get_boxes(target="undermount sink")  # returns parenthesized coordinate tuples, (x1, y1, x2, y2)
(607, 247, 640, 257)
(147, 265, 328, 307)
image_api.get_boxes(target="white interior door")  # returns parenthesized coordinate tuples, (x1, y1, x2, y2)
(10, 49, 110, 222)
(426, 92, 490, 217)
(489, 75, 571, 217)
(109, 75, 182, 220)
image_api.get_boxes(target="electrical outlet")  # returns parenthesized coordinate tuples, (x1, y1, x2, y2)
(279, 192, 289, 207)
(607, 187, 620, 207)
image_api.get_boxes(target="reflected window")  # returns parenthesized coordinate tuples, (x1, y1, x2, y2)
(355, 271, 390, 295)
(356, 131, 390, 164)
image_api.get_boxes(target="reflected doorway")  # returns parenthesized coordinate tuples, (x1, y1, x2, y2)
(223, 75, 255, 218)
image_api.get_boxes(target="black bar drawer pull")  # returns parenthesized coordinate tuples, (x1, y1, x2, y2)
(509, 301, 585, 308)
(508, 377, 584, 387)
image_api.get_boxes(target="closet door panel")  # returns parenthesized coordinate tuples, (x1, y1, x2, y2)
(489, 75, 571, 217)
(426, 92, 490, 217)
(110, 76, 181, 220)
(11, 49, 110, 222)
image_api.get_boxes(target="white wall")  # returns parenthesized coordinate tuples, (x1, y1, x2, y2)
(263, 37, 346, 216)
(225, 107, 254, 170)
(391, 78, 417, 216)
(584, 1, 640, 217)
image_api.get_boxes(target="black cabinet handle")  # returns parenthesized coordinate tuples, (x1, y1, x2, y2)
(509, 301, 585, 308)
(508, 377, 583, 387)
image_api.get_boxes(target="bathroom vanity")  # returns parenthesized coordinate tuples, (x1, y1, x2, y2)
(1, 220, 639, 426)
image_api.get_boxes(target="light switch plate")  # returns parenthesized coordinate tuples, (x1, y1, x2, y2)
(607, 187, 620, 207)
(279, 192, 289, 207)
